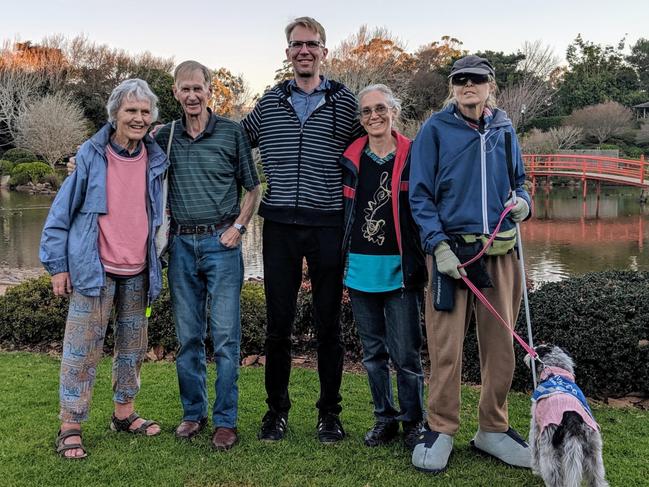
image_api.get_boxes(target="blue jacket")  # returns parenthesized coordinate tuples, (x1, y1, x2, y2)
(409, 105, 531, 254)
(39, 123, 169, 301)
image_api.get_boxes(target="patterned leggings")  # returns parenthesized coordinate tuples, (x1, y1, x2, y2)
(59, 273, 148, 423)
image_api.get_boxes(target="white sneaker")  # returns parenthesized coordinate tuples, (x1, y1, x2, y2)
(411, 427, 454, 473)
(470, 427, 531, 468)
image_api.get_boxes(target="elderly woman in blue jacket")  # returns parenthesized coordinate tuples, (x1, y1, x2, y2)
(40, 79, 168, 459)
(409, 56, 531, 473)
(340, 84, 427, 450)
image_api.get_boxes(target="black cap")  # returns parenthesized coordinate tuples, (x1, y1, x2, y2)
(449, 55, 495, 78)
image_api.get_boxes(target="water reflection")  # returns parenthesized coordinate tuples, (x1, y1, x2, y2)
(2, 185, 649, 286)
(0, 189, 53, 271)
(521, 186, 649, 286)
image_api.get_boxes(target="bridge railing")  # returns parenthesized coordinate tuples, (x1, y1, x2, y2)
(523, 154, 648, 185)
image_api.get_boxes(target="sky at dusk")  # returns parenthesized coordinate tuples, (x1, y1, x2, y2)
(2, 0, 648, 95)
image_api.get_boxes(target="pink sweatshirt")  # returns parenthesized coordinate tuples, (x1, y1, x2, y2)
(97, 145, 148, 276)
(533, 366, 599, 432)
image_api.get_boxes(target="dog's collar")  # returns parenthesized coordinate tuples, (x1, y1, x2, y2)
(540, 365, 574, 382)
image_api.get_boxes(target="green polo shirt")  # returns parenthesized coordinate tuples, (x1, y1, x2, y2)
(155, 110, 259, 226)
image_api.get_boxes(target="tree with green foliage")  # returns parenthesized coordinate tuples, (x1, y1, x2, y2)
(472, 50, 525, 87)
(627, 37, 649, 96)
(556, 35, 641, 114)
(130, 67, 182, 123)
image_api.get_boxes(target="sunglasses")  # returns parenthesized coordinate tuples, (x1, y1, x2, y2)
(451, 73, 490, 86)
(288, 40, 324, 51)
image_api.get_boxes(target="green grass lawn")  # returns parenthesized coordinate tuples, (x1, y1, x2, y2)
(1, 352, 647, 487)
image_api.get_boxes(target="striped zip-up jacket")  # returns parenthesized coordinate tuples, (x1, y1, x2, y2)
(241, 79, 363, 226)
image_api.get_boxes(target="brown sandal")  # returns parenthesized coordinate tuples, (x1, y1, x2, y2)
(110, 412, 160, 436)
(55, 428, 88, 459)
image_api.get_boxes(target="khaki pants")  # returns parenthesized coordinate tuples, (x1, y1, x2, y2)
(425, 252, 522, 435)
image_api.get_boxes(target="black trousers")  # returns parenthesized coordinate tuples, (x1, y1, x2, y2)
(262, 220, 344, 415)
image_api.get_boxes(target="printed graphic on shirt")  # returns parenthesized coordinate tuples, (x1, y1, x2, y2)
(361, 171, 391, 245)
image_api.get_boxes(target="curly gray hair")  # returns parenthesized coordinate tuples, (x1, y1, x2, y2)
(106, 78, 159, 124)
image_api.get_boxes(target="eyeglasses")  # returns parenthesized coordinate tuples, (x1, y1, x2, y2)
(451, 73, 490, 86)
(288, 40, 324, 51)
(360, 104, 389, 119)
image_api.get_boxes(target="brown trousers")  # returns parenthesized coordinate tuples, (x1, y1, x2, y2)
(425, 252, 522, 435)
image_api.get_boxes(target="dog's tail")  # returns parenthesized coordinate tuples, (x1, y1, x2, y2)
(555, 411, 587, 486)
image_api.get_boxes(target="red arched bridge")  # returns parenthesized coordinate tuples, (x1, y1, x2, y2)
(523, 154, 649, 197)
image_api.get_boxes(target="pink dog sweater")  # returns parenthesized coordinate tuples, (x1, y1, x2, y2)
(532, 366, 599, 432)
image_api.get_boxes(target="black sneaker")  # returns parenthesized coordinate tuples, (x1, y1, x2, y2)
(402, 420, 425, 450)
(364, 420, 399, 447)
(317, 413, 345, 444)
(258, 411, 287, 442)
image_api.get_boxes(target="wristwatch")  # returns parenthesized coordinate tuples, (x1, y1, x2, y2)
(233, 223, 247, 235)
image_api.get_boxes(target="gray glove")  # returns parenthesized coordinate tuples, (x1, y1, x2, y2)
(434, 241, 467, 280)
(505, 197, 529, 223)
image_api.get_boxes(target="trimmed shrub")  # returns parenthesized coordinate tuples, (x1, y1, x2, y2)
(0, 159, 14, 176)
(41, 173, 61, 190)
(0, 276, 68, 346)
(293, 283, 363, 361)
(13, 156, 41, 165)
(0, 274, 270, 358)
(1, 148, 37, 163)
(2, 271, 647, 399)
(10, 161, 53, 186)
(462, 270, 649, 399)
(239, 282, 267, 354)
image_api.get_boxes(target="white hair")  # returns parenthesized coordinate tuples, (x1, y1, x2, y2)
(106, 78, 159, 124)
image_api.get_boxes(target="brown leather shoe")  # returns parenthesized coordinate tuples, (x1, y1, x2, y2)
(212, 427, 238, 451)
(175, 418, 207, 439)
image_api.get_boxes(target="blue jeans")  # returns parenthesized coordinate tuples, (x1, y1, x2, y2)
(168, 230, 243, 428)
(349, 288, 424, 423)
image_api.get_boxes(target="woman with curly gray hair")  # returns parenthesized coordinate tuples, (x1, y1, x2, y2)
(41, 78, 168, 458)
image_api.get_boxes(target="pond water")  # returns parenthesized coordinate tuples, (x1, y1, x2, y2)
(2, 185, 648, 288)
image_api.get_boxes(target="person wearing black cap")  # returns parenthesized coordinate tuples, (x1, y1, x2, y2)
(408, 55, 532, 473)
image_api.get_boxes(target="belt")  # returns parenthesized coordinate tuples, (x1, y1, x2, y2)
(171, 221, 232, 235)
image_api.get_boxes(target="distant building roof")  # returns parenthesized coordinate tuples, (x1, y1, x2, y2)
(633, 102, 649, 108)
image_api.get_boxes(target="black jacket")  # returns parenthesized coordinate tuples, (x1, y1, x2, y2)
(340, 131, 427, 290)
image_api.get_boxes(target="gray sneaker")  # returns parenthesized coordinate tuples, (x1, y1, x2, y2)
(411, 427, 454, 474)
(470, 427, 531, 468)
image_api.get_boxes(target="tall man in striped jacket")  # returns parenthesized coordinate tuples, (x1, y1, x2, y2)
(241, 16, 363, 443)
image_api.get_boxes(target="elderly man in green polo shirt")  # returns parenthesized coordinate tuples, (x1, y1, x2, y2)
(155, 60, 261, 450)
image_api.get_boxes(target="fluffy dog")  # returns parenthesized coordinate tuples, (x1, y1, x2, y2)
(524, 345, 608, 487)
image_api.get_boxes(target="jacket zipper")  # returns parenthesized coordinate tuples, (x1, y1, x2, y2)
(281, 93, 336, 223)
(480, 131, 489, 234)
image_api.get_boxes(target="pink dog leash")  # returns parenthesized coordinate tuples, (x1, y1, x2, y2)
(457, 205, 538, 360)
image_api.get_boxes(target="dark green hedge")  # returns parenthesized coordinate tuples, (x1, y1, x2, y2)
(1, 271, 647, 398)
(461, 270, 649, 399)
